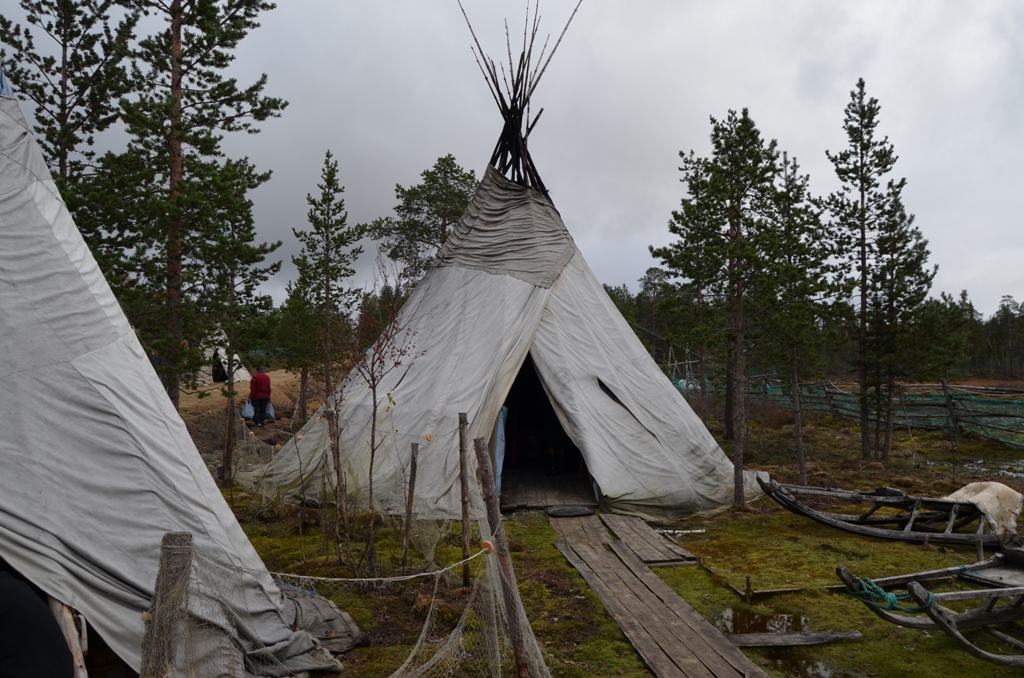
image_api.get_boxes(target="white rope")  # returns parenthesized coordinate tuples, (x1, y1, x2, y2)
(271, 548, 489, 585)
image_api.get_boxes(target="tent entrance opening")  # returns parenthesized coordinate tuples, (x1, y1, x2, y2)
(498, 353, 596, 510)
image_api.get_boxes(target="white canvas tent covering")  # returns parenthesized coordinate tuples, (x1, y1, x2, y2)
(0, 94, 355, 672)
(242, 166, 763, 520)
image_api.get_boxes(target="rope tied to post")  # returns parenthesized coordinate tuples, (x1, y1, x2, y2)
(844, 577, 936, 613)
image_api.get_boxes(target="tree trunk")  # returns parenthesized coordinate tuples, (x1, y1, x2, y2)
(724, 347, 735, 440)
(222, 393, 236, 485)
(164, 0, 184, 411)
(366, 383, 378, 576)
(942, 375, 959, 450)
(881, 373, 895, 462)
(298, 366, 308, 425)
(733, 290, 746, 508)
(858, 167, 870, 460)
(790, 349, 806, 485)
(698, 348, 708, 426)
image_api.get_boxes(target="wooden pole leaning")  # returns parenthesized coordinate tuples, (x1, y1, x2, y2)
(473, 437, 529, 678)
(402, 442, 419, 572)
(459, 412, 472, 587)
(48, 597, 88, 678)
(140, 532, 194, 678)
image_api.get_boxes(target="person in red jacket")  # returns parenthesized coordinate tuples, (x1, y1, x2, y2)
(249, 367, 272, 426)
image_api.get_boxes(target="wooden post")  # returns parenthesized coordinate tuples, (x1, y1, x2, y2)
(220, 398, 236, 483)
(459, 413, 472, 587)
(474, 437, 529, 678)
(942, 377, 959, 450)
(48, 597, 88, 678)
(402, 442, 419, 572)
(140, 532, 194, 678)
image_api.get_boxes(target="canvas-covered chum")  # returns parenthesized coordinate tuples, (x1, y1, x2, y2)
(242, 164, 765, 520)
(0, 91, 355, 674)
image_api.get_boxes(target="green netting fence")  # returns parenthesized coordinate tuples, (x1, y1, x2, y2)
(673, 378, 1024, 451)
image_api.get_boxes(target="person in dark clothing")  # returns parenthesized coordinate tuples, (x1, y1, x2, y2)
(0, 570, 74, 678)
(249, 367, 272, 427)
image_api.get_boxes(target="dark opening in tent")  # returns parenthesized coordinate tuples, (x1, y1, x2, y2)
(497, 353, 595, 509)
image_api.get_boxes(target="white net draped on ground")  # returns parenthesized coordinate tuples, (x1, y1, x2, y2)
(141, 474, 550, 677)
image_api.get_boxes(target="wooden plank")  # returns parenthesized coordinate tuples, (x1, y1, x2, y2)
(580, 514, 611, 545)
(729, 630, 863, 648)
(603, 514, 693, 563)
(550, 516, 586, 544)
(555, 543, 686, 678)
(579, 544, 740, 678)
(610, 542, 767, 678)
(572, 543, 715, 678)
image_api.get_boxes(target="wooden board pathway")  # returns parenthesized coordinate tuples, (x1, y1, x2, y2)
(551, 515, 767, 678)
(600, 513, 697, 566)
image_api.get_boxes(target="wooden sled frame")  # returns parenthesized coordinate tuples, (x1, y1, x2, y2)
(759, 476, 1002, 549)
(838, 560, 1024, 666)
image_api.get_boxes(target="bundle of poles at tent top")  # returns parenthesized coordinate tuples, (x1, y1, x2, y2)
(459, 0, 583, 198)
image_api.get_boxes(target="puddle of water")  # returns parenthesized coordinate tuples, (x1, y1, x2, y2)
(714, 606, 810, 634)
(758, 650, 858, 678)
(714, 607, 859, 678)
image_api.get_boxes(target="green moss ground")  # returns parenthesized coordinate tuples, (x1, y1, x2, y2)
(225, 406, 1024, 677)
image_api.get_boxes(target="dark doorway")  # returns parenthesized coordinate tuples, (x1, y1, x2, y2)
(498, 353, 596, 509)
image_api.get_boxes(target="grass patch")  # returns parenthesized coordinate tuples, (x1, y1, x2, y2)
(222, 405, 1024, 677)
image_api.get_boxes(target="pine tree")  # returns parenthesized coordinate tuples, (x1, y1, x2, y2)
(757, 153, 838, 483)
(202, 157, 281, 482)
(706, 109, 778, 508)
(367, 154, 478, 282)
(825, 78, 900, 460)
(97, 0, 286, 409)
(0, 0, 137, 181)
(868, 186, 934, 459)
(292, 150, 365, 565)
(651, 151, 726, 425)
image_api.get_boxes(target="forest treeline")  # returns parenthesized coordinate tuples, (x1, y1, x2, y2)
(3, 1, 1020, 505)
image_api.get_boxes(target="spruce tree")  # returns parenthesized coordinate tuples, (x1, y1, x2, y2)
(825, 78, 900, 460)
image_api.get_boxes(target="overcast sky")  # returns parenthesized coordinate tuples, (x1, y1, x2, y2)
(8, 1, 1024, 316)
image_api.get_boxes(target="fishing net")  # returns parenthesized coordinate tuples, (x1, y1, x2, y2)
(677, 379, 1024, 451)
(141, 459, 551, 677)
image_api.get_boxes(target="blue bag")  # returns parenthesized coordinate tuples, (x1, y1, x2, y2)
(241, 399, 254, 420)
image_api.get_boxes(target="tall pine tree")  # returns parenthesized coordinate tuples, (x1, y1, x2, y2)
(96, 0, 286, 408)
(825, 78, 900, 460)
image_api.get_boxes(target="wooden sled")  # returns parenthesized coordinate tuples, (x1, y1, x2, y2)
(758, 476, 1003, 549)
(837, 551, 1024, 666)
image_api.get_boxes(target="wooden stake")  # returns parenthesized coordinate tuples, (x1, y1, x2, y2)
(459, 413, 472, 587)
(474, 437, 529, 678)
(48, 597, 88, 678)
(402, 442, 419, 572)
(140, 532, 193, 678)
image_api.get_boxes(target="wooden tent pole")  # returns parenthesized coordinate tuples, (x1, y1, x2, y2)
(473, 437, 529, 677)
(459, 413, 472, 587)
(48, 597, 88, 678)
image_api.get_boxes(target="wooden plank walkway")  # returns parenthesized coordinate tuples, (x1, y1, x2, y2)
(551, 515, 766, 678)
(499, 469, 597, 510)
(600, 514, 697, 566)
